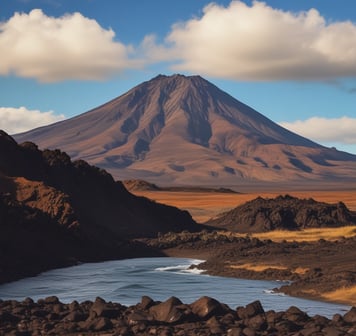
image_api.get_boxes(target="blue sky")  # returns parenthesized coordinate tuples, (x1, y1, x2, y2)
(1, 0, 356, 154)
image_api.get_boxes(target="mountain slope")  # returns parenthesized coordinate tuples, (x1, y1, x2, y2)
(14, 74, 356, 185)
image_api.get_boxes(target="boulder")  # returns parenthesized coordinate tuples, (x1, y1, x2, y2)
(190, 296, 230, 319)
(149, 297, 185, 323)
(44, 296, 60, 304)
(321, 326, 346, 336)
(285, 306, 309, 322)
(344, 306, 356, 323)
(139, 295, 155, 310)
(237, 300, 264, 320)
(246, 314, 267, 330)
(88, 317, 113, 331)
(64, 311, 88, 322)
(275, 319, 301, 333)
(127, 311, 151, 325)
(90, 297, 121, 319)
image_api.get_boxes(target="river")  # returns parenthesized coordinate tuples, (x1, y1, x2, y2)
(0, 257, 349, 318)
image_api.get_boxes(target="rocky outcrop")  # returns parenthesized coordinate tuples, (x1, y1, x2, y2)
(123, 179, 238, 193)
(0, 131, 199, 283)
(123, 179, 161, 191)
(0, 296, 355, 335)
(207, 195, 356, 232)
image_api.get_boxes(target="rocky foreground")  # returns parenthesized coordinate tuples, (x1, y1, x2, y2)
(1, 295, 356, 336)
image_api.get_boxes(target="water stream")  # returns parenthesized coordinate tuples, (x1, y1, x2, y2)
(0, 257, 349, 318)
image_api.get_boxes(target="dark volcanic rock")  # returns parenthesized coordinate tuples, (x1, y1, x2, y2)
(0, 131, 199, 284)
(344, 307, 356, 323)
(237, 300, 265, 320)
(190, 296, 231, 319)
(0, 296, 355, 336)
(149, 296, 185, 323)
(207, 194, 356, 232)
(90, 297, 123, 319)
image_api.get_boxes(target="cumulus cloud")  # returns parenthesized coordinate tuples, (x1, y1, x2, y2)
(0, 9, 139, 82)
(156, 1, 356, 81)
(279, 117, 356, 145)
(3, 3, 356, 82)
(0, 107, 65, 134)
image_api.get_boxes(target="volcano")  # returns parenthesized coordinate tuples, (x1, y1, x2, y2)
(14, 74, 356, 185)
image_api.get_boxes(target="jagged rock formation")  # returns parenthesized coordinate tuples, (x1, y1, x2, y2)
(123, 179, 161, 191)
(0, 131, 198, 283)
(14, 74, 356, 185)
(206, 195, 356, 232)
(123, 179, 237, 193)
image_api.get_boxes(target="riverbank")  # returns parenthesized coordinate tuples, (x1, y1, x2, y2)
(143, 231, 356, 306)
(129, 187, 356, 307)
(1, 295, 355, 335)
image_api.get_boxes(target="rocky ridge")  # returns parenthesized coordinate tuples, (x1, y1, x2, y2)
(123, 179, 238, 193)
(207, 195, 356, 232)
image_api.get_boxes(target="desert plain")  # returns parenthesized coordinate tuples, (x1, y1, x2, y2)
(130, 187, 356, 224)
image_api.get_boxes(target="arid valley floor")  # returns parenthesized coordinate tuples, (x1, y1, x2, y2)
(129, 188, 356, 224)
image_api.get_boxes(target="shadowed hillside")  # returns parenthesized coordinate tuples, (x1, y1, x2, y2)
(0, 131, 198, 283)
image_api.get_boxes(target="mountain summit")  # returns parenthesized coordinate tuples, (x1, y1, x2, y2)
(14, 74, 356, 184)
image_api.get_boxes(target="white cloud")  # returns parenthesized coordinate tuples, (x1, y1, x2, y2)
(155, 1, 356, 81)
(0, 9, 140, 82)
(279, 116, 356, 145)
(0, 107, 65, 134)
(3, 3, 356, 83)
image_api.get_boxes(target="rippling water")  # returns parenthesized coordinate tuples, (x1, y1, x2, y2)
(0, 257, 349, 318)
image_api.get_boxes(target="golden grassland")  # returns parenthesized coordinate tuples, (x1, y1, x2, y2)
(132, 189, 356, 223)
(228, 262, 309, 275)
(322, 286, 356, 305)
(224, 226, 356, 242)
(229, 263, 287, 272)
